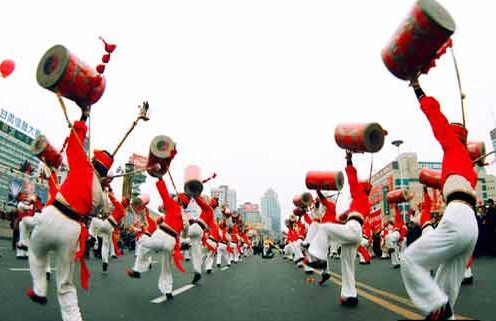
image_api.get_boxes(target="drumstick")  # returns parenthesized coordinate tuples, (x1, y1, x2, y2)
(167, 170, 179, 195)
(111, 101, 150, 158)
(472, 150, 496, 165)
(449, 47, 466, 127)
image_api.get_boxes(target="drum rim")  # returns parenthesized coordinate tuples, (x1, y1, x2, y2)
(150, 135, 175, 158)
(36, 45, 70, 89)
(417, 0, 456, 33)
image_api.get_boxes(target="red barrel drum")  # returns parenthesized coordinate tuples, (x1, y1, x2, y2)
(147, 135, 176, 178)
(386, 189, 410, 204)
(467, 141, 486, 166)
(305, 171, 344, 191)
(419, 168, 442, 190)
(382, 0, 456, 80)
(184, 165, 203, 196)
(293, 207, 305, 217)
(301, 192, 313, 206)
(37, 45, 106, 107)
(334, 123, 386, 153)
(30, 135, 62, 169)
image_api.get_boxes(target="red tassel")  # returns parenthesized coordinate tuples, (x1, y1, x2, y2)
(74, 223, 90, 291)
(102, 54, 111, 63)
(112, 230, 122, 256)
(173, 241, 185, 273)
(202, 234, 216, 253)
(96, 64, 105, 74)
(227, 246, 234, 254)
(99, 36, 117, 53)
(466, 256, 473, 268)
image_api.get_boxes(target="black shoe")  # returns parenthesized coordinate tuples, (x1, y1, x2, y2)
(233, 261, 238, 264)
(103, 262, 108, 272)
(318, 272, 330, 286)
(392, 264, 400, 269)
(340, 296, 358, 307)
(17, 243, 28, 251)
(425, 302, 453, 320)
(185, 258, 190, 262)
(26, 288, 47, 305)
(46, 272, 51, 281)
(192, 272, 201, 284)
(294, 257, 304, 264)
(149, 263, 153, 271)
(462, 276, 473, 285)
(304, 259, 327, 271)
(16, 256, 28, 260)
(301, 242, 310, 250)
(217, 264, 221, 268)
(112, 255, 118, 259)
(166, 293, 174, 300)
(227, 264, 231, 268)
(126, 268, 141, 279)
(206, 269, 212, 274)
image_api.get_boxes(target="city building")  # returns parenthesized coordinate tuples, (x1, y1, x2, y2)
(0, 107, 47, 211)
(490, 127, 496, 151)
(369, 152, 491, 224)
(261, 188, 281, 237)
(239, 202, 262, 230)
(211, 185, 237, 220)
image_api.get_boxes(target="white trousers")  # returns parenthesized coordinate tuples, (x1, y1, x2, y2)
(387, 231, 400, 266)
(216, 242, 231, 266)
(308, 220, 362, 298)
(139, 229, 176, 294)
(231, 242, 240, 262)
(303, 222, 318, 245)
(29, 206, 83, 321)
(132, 235, 153, 273)
(329, 240, 340, 256)
(19, 214, 52, 273)
(89, 218, 113, 264)
(401, 202, 478, 314)
(205, 239, 217, 271)
(188, 223, 204, 274)
(292, 239, 304, 262)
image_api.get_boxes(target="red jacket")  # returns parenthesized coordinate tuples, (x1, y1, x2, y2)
(145, 210, 157, 234)
(108, 194, 126, 224)
(346, 165, 370, 222)
(208, 221, 221, 241)
(156, 178, 183, 234)
(420, 97, 476, 188)
(46, 171, 59, 206)
(58, 121, 102, 216)
(194, 196, 214, 229)
(320, 193, 337, 223)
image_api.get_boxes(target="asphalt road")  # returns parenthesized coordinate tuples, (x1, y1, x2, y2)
(0, 240, 492, 321)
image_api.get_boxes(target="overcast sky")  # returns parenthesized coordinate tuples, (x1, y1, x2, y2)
(1, 1, 495, 223)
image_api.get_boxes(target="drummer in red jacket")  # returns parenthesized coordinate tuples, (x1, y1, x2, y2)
(26, 108, 113, 321)
(400, 79, 478, 320)
(307, 151, 371, 307)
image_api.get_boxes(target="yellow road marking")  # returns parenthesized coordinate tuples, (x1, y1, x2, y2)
(328, 271, 473, 320)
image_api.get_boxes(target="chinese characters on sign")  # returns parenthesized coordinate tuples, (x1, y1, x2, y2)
(0, 108, 41, 138)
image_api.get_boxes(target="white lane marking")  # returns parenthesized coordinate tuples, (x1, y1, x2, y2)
(150, 284, 195, 303)
(220, 266, 229, 271)
(9, 267, 56, 271)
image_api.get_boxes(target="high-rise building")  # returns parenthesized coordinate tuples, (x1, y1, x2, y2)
(261, 188, 281, 236)
(211, 185, 237, 220)
(239, 202, 262, 229)
(490, 128, 496, 151)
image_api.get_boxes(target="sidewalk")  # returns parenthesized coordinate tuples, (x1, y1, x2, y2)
(0, 220, 12, 239)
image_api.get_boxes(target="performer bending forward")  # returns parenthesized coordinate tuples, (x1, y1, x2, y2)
(400, 79, 478, 320)
(307, 151, 370, 307)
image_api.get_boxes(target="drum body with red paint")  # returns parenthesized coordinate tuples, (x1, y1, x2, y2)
(37, 45, 106, 107)
(30, 135, 62, 169)
(386, 189, 410, 204)
(419, 168, 442, 190)
(382, 0, 455, 80)
(467, 141, 486, 166)
(305, 171, 344, 191)
(147, 135, 176, 178)
(334, 122, 386, 153)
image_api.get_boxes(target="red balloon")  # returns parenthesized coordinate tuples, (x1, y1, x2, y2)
(0, 59, 15, 78)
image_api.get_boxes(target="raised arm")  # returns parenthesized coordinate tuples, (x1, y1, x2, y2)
(66, 121, 90, 170)
(317, 190, 336, 213)
(156, 177, 178, 211)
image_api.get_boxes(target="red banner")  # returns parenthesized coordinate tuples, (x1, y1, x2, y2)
(369, 209, 383, 233)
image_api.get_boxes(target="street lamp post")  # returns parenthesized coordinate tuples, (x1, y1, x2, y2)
(391, 140, 406, 221)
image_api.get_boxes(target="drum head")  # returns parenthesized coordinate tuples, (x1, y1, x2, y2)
(30, 135, 47, 155)
(36, 45, 70, 89)
(334, 171, 344, 190)
(363, 123, 385, 153)
(418, 0, 456, 33)
(150, 135, 175, 158)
